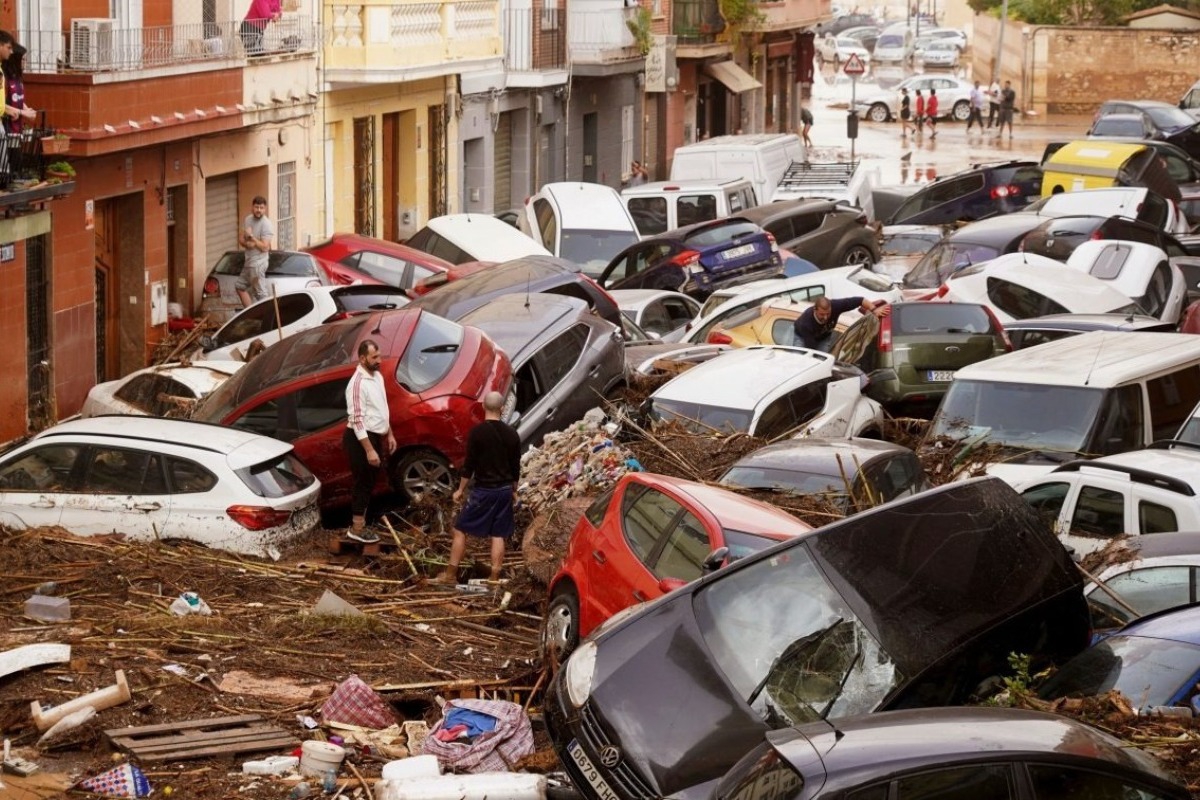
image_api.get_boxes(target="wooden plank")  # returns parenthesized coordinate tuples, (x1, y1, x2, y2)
(135, 735, 299, 763)
(104, 714, 262, 738)
(116, 727, 289, 754)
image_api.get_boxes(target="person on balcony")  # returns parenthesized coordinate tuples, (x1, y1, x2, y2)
(4, 43, 38, 134)
(241, 0, 282, 55)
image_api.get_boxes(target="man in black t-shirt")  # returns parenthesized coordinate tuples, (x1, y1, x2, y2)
(794, 295, 890, 352)
(436, 391, 522, 583)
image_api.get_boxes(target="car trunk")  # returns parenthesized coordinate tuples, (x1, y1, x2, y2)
(897, 332, 998, 385)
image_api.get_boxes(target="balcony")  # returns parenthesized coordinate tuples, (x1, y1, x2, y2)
(754, 0, 827, 32)
(0, 131, 76, 214)
(504, 5, 568, 86)
(673, 0, 725, 46)
(324, 0, 503, 86)
(568, 1, 642, 72)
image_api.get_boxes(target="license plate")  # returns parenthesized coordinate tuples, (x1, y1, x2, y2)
(290, 503, 320, 532)
(721, 244, 756, 261)
(567, 740, 622, 800)
(927, 370, 955, 382)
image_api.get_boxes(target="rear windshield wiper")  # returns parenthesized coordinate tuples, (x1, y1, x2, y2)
(421, 343, 459, 353)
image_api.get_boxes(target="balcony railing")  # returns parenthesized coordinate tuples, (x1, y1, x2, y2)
(324, 1, 500, 73)
(673, 0, 724, 44)
(568, 5, 640, 63)
(23, 16, 317, 74)
(0, 129, 75, 208)
(504, 6, 566, 71)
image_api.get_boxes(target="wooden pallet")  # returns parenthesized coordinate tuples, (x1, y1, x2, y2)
(104, 714, 298, 763)
(326, 532, 395, 555)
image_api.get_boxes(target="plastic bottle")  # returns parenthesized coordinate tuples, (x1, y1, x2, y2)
(323, 768, 338, 794)
(288, 782, 312, 799)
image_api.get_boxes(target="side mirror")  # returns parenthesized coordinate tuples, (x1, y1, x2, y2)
(199, 335, 216, 351)
(658, 577, 687, 593)
(702, 546, 730, 574)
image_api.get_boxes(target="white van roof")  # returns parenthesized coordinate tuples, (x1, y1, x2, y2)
(953, 330, 1200, 388)
(621, 178, 753, 197)
(673, 133, 802, 152)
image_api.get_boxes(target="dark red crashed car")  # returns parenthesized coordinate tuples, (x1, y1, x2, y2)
(305, 233, 456, 293)
(193, 309, 512, 509)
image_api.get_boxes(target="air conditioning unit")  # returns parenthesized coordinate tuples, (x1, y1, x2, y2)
(70, 18, 115, 70)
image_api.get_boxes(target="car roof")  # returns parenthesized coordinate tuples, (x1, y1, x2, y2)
(457, 293, 590, 362)
(630, 473, 813, 538)
(1089, 445, 1200, 487)
(118, 361, 245, 390)
(537, 182, 632, 229)
(728, 437, 909, 474)
(954, 330, 1200, 387)
(407, 255, 582, 320)
(947, 213, 1048, 243)
(424, 214, 551, 259)
(1003, 312, 1171, 332)
(740, 199, 839, 224)
(1119, 602, 1200, 643)
(622, 178, 753, 195)
(1065, 239, 1168, 277)
(651, 346, 833, 410)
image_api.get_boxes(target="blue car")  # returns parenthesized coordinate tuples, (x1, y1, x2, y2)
(1038, 604, 1200, 715)
(596, 217, 782, 299)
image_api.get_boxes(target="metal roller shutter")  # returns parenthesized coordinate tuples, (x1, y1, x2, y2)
(205, 175, 239, 264)
(494, 111, 512, 212)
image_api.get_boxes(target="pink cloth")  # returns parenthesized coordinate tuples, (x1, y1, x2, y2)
(245, 0, 282, 22)
(321, 674, 395, 730)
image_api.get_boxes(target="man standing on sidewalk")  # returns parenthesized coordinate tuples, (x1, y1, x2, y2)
(987, 79, 1001, 129)
(998, 81, 1017, 139)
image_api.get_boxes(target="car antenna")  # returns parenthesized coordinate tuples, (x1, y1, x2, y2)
(1083, 335, 1104, 387)
(525, 271, 532, 309)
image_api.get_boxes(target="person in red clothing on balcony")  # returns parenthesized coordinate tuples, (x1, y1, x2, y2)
(241, 0, 282, 55)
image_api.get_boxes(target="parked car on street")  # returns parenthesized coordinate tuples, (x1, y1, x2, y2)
(457, 294, 625, 447)
(1088, 112, 1159, 140)
(198, 285, 411, 362)
(81, 361, 244, 418)
(193, 309, 513, 509)
(898, 213, 1050, 294)
(1094, 100, 1200, 160)
(716, 707, 1189, 800)
(914, 39, 960, 68)
(200, 250, 331, 325)
(1063, 240, 1185, 324)
(303, 233, 455, 293)
(872, 26, 914, 64)
(608, 289, 701, 339)
(646, 346, 885, 438)
(855, 75, 973, 122)
(0, 417, 321, 556)
(739, 199, 880, 268)
(519, 182, 642, 277)
(541, 471, 813, 660)
(544, 477, 1091, 800)
(925, 26, 968, 49)
(1077, 531, 1200, 632)
(405, 213, 551, 264)
(1004, 312, 1174, 350)
(883, 160, 1043, 225)
(596, 217, 782, 299)
(719, 437, 929, 511)
(815, 33, 872, 65)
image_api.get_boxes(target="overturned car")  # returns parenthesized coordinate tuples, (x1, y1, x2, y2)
(544, 477, 1090, 800)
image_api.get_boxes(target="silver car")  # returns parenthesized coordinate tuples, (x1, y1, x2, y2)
(855, 75, 974, 123)
(199, 250, 331, 325)
(915, 40, 960, 68)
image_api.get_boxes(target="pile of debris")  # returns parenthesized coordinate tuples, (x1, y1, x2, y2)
(517, 410, 636, 514)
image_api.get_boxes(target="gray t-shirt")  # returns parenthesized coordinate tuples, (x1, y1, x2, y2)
(243, 214, 274, 272)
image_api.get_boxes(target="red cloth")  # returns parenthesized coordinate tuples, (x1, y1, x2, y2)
(320, 675, 395, 730)
(245, 0, 281, 22)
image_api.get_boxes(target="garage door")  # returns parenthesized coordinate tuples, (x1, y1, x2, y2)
(494, 111, 512, 212)
(205, 175, 239, 266)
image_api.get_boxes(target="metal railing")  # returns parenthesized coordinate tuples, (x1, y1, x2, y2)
(503, 6, 566, 71)
(672, 0, 724, 44)
(23, 16, 317, 74)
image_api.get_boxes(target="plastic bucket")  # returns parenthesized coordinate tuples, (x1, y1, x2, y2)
(300, 741, 346, 777)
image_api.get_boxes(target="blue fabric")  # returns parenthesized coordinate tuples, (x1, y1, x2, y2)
(454, 484, 515, 538)
(445, 707, 498, 737)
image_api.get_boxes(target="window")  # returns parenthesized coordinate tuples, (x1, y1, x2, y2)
(628, 197, 668, 236)
(895, 765, 1014, 800)
(893, 303, 993, 335)
(233, 379, 348, 441)
(334, 290, 407, 314)
(1020, 481, 1070, 529)
(1135, 262, 1173, 320)
(427, 234, 471, 265)
(1027, 764, 1171, 800)
(167, 458, 218, 494)
(541, 0, 559, 29)
(622, 486, 682, 563)
(216, 293, 316, 347)
(621, 104, 634, 176)
(863, 454, 927, 504)
(1093, 566, 1193, 627)
(584, 486, 616, 527)
(533, 325, 588, 390)
(678, 194, 719, 227)
(0, 445, 82, 492)
(784, 211, 824, 238)
(1140, 192, 1169, 229)
(832, 316, 879, 370)
(276, 161, 296, 250)
(1070, 485, 1126, 538)
(397, 313, 465, 393)
(771, 319, 799, 346)
(238, 452, 317, 498)
(114, 375, 198, 417)
(726, 190, 745, 214)
(534, 199, 557, 252)
(654, 511, 710, 581)
(1146, 366, 1200, 441)
(986, 277, 1067, 320)
(754, 381, 830, 438)
(81, 448, 166, 495)
(1138, 500, 1178, 533)
(352, 251, 412, 287)
(1091, 384, 1145, 455)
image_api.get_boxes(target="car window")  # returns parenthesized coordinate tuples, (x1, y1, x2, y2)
(114, 374, 198, 417)
(533, 324, 589, 391)
(832, 315, 878, 368)
(895, 765, 1014, 800)
(1093, 566, 1194, 625)
(237, 451, 316, 498)
(677, 195, 719, 227)
(81, 447, 166, 495)
(771, 318, 799, 346)
(640, 301, 674, 335)
(1070, 485, 1126, 538)
(1026, 764, 1172, 800)
(1159, 151, 1195, 184)
(1146, 366, 1200, 441)
(661, 298, 697, 327)
(985, 277, 1068, 319)
(334, 290, 408, 314)
(754, 381, 830, 438)
(904, 243, 999, 289)
(352, 251, 410, 287)
(654, 510, 710, 582)
(622, 485, 683, 563)
(628, 197, 668, 236)
(427, 233, 471, 264)
(863, 452, 928, 504)
(217, 293, 316, 346)
(167, 457, 218, 494)
(1020, 481, 1070, 529)
(233, 379, 349, 441)
(0, 445, 82, 492)
(893, 303, 993, 334)
(686, 220, 759, 247)
(397, 312, 465, 393)
(1134, 261, 1173, 319)
(726, 190, 746, 214)
(268, 252, 319, 277)
(534, 198, 557, 251)
(765, 219, 793, 242)
(1139, 193, 1169, 229)
(584, 485, 616, 528)
(1139, 500, 1177, 533)
(1092, 384, 1146, 455)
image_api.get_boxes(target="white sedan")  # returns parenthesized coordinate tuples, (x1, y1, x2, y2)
(81, 361, 244, 418)
(854, 75, 973, 123)
(0, 417, 321, 556)
(815, 34, 872, 66)
(608, 289, 702, 340)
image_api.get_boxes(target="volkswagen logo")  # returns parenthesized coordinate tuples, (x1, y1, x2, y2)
(945, 345, 960, 353)
(599, 746, 622, 768)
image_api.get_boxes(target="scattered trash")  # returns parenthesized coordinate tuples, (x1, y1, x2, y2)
(375, 771, 547, 800)
(297, 715, 320, 730)
(76, 762, 153, 798)
(381, 754, 440, 782)
(288, 781, 313, 799)
(321, 675, 395, 730)
(161, 664, 189, 677)
(322, 767, 339, 794)
(311, 589, 366, 617)
(105, 714, 297, 762)
(327, 721, 409, 759)
(24, 594, 71, 623)
(0, 643, 70, 680)
(241, 755, 299, 775)
(31, 669, 131, 731)
(517, 414, 634, 513)
(402, 721, 431, 755)
(3, 739, 39, 776)
(423, 698, 535, 774)
(168, 592, 212, 616)
(33, 581, 58, 595)
(37, 706, 97, 747)
(299, 740, 346, 778)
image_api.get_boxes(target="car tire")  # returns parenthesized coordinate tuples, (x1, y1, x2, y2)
(839, 245, 876, 266)
(542, 585, 581, 665)
(392, 448, 455, 503)
(952, 100, 970, 121)
(868, 103, 890, 123)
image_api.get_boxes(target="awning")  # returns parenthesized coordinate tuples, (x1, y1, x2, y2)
(703, 60, 762, 93)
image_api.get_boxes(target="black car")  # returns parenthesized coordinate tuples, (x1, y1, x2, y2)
(883, 161, 1043, 226)
(544, 477, 1090, 800)
(900, 213, 1047, 291)
(1094, 100, 1200, 160)
(715, 707, 1189, 800)
(1019, 214, 1194, 261)
(597, 217, 783, 299)
(1005, 312, 1174, 350)
(404, 255, 622, 327)
(739, 199, 880, 269)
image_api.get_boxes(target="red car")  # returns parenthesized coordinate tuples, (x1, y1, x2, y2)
(193, 308, 512, 509)
(542, 473, 813, 660)
(409, 260, 498, 297)
(305, 233, 456, 293)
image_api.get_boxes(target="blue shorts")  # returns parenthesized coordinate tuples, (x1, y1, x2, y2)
(455, 485, 515, 539)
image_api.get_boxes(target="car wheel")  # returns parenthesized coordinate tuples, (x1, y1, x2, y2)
(542, 586, 580, 665)
(868, 103, 890, 123)
(952, 100, 970, 121)
(840, 245, 876, 266)
(393, 449, 454, 503)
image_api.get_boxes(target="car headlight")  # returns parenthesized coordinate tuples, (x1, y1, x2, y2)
(564, 640, 598, 708)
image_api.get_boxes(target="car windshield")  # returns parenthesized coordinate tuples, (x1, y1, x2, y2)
(561, 230, 640, 277)
(695, 543, 899, 727)
(649, 398, 753, 434)
(893, 303, 993, 334)
(722, 466, 853, 508)
(881, 232, 941, 256)
(212, 252, 317, 277)
(1144, 105, 1196, 130)
(877, 34, 903, 47)
(395, 312, 465, 393)
(236, 452, 316, 498)
(1038, 634, 1200, 710)
(724, 529, 793, 560)
(930, 379, 1106, 453)
(904, 242, 1000, 289)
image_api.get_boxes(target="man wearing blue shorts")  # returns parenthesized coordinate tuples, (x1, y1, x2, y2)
(437, 391, 521, 583)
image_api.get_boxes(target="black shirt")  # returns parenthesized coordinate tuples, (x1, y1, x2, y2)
(462, 419, 522, 488)
(794, 297, 864, 348)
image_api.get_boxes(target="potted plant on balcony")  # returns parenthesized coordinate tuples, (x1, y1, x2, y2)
(45, 160, 75, 182)
(41, 134, 69, 155)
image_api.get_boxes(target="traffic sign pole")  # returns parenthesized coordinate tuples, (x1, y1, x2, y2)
(842, 53, 865, 163)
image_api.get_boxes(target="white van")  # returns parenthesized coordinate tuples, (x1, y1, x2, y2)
(669, 133, 806, 205)
(620, 179, 758, 237)
(928, 331, 1200, 484)
(519, 182, 641, 277)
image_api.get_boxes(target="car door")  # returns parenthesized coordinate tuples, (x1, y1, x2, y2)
(602, 243, 678, 291)
(0, 443, 83, 529)
(56, 445, 173, 538)
(518, 324, 591, 445)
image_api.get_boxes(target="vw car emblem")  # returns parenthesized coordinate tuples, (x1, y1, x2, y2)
(945, 345, 960, 353)
(599, 746, 621, 768)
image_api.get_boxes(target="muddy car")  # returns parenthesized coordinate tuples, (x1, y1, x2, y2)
(544, 477, 1090, 800)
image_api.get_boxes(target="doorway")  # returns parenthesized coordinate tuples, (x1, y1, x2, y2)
(167, 186, 189, 311)
(582, 112, 598, 183)
(94, 194, 147, 381)
(382, 112, 399, 241)
(26, 233, 52, 431)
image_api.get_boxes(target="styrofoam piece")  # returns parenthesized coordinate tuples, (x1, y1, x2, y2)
(375, 772, 546, 800)
(299, 741, 346, 777)
(243, 755, 300, 775)
(24, 595, 71, 622)
(37, 706, 96, 746)
(380, 755, 440, 782)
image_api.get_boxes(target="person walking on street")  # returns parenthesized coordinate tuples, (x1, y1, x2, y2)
(987, 79, 1001, 129)
(914, 89, 925, 136)
(438, 392, 522, 583)
(342, 340, 396, 544)
(794, 296, 891, 352)
(998, 81, 1016, 139)
(966, 81, 985, 133)
(799, 103, 814, 149)
(236, 196, 274, 308)
(241, 0, 282, 55)
(899, 87, 912, 138)
(926, 89, 939, 138)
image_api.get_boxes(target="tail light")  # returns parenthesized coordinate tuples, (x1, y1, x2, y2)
(765, 232, 779, 252)
(226, 505, 293, 531)
(983, 306, 1012, 351)
(878, 313, 893, 352)
(933, 283, 951, 298)
(990, 185, 1020, 200)
(669, 249, 702, 270)
(203, 277, 220, 296)
(1091, 229, 1104, 240)
(707, 330, 733, 345)
(854, 212, 870, 225)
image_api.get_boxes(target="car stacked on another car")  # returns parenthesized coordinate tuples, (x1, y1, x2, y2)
(405, 213, 551, 264)
(608, 289, 701, 339)
(897, 213, 1050, 296)
(304, 233, 456, 293)
(882, 160, 1042, 225)
(200, 250, 332, 325)
(81, 361, 245, 418)
(739, 199, 879, 268)
(1094, 100, 1200, 160)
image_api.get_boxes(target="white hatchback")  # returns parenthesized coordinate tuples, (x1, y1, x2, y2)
(0, 417, 322, 556)
(81, 361, 244, 418)
(1063, 240, 1185, 324)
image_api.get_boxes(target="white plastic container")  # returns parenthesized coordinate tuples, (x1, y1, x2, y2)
(375, 773, 546, 800)
(381, 755, 441, 782)
(299, 741, 346, 777)
(243, 755, 300, 775)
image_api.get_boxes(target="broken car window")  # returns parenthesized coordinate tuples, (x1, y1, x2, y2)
(0, 445, 82, 492)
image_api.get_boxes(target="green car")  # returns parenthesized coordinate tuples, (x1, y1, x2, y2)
(831, 301, 1009, 413)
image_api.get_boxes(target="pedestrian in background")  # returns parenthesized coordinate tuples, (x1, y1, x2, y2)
(240, 0, 281, 55)
(4, 42, 36, 133)
(438, 392, 522, 584)
(926, 88, 939, 138)
(987, 79, 1001, 129)
(899, 87, 912, 138)
(914, 89, 925, 136)
(236, 196, 274, 308)
(342, 339, 396, 544)
(627, 160, 648, 187)
(966, 81, 985, 133)
(799, 103, 814, 149)
(998, 80, 1016, 139)
(794, 295, 891, 352)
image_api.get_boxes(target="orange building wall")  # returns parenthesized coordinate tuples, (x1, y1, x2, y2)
(0, 240, 29, 442)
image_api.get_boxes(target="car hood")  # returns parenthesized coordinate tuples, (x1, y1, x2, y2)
(983, 460, 1059, 487)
